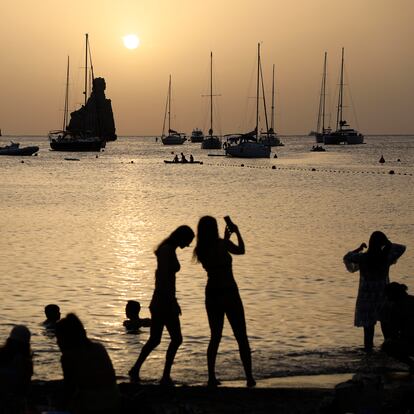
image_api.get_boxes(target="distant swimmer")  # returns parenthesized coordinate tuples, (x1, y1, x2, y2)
(379, 155, 385, 164)
(43, 304, 61, 330)
(123, 300, 151, 332)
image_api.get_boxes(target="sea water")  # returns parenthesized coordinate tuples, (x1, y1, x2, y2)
(0, 135, 413, 384)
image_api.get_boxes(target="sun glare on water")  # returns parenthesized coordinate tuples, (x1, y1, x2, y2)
(123, 34, 140, 49)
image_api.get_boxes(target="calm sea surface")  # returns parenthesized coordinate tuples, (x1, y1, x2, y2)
(0, 135, 413, 384)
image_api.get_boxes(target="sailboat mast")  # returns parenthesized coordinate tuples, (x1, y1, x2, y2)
(256, 43, 260, 140)
(84, 33, 89, 106)
(322, 51, 327, 133)
(209, 52, 213, 136)
(336, 47, 345, 130)
(271, 64, 275, 132)
(168, 75, 171, 133)
(259, 59, 269, 133)
(63, 56, 70, 131)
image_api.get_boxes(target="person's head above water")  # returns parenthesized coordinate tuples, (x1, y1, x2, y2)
(44, 304, 61, 322)
(125, 300, 141, 320)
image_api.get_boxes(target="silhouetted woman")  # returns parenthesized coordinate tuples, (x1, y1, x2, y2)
(194, 216, 255, 387)
(0, 325, 33, 414)
(129, 225, 195, 385)
(344, 231, 406, 351)
(55, 313, 120, 414)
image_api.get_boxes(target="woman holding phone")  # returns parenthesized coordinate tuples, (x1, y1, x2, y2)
(194, 215, 255, 387)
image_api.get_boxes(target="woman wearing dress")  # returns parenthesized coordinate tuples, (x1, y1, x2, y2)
(194, 216, 255, 387)
(343, 231, 406, 351)
(129, 225, 194, 385)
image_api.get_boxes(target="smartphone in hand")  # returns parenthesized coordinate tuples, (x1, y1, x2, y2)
(224, 216, 236, 233)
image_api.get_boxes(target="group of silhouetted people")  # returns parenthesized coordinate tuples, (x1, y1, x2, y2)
(128, 216, 255, 388)
(1, 222, 411, 413)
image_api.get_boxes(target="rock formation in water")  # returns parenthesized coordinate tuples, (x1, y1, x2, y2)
(68, 77, 117, 141)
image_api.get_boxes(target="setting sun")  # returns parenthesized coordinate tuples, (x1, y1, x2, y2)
(123, 34, 140, 49)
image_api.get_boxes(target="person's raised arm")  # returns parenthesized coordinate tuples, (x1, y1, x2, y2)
(225, 225, 245, 255)
(343, 242, 366, 273)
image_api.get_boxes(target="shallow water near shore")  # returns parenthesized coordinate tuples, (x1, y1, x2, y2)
(0, 135, 413, 383)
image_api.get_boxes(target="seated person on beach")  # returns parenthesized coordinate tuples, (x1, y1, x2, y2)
(55, 313, 120, 413)
(0, 325, 33, 414)
(43, 304, 61, 329)
(381, 282, 414, 372)
(123, 300, 151, 331)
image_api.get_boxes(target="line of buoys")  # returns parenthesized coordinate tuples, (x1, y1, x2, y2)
(201, 162, 412, 176)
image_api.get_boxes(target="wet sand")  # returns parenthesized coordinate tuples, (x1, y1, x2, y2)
(29, 372, 414, 413)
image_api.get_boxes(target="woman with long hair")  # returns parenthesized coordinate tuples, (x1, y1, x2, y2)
(129, 225, 195, 385)
(55, 313, 120, 414)
(194, 216, 255, 387)
(344, 231, 406, 351)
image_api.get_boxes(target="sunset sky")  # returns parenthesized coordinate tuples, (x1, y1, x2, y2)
(1, 0, 413, 136)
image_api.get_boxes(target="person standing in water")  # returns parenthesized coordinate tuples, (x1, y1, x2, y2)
(343, 231, 406, 352)
(129, 225, 195, 385)
(193, 216, 255, 387)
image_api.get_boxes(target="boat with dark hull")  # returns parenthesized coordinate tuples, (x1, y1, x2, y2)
(49, 35, 116, 152)
(314, 52, 331, 143)
(323, 48, 364, 145)
(49, 131, 105, 152)
(225, 44, 271, 158)
(0, 142, 39, 156)
(160, 75, 186, 145)
(190, 128, 204, 143)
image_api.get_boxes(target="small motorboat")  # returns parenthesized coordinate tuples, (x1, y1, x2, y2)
(0, 141, 39, 156)
(310, 145, 326, 152)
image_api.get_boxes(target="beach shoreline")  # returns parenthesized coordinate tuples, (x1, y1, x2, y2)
(28, 372, 413, 413)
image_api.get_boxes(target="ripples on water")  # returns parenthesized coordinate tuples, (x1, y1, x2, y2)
(0, 135, 413, 383)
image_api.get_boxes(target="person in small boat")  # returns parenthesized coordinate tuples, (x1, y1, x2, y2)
(379, 155, 385, 164)
(180, 152, 187, 163)
(0, 325, 33, 414)
(189, 154, 194, 163)
(343, 231, 406, 352)
(129, 225, 195, 385)
(193, 216, 256, 387)
(55, 313, 120, 414)
(123, 300, 151, 332)
(382, 282, 414, 371)
(173, 154, 179, 163)
(43, 304, 61, 329)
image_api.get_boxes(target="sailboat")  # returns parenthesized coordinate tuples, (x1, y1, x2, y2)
(201, 52, 222, 150)
(49, 34, 116, 151)
(258, 64, 283, 147)
(323, 48, 364, 145)
(225, 43, 271, 158)
(190, 128, 204, 143)
(314, 52, 331, 143)
(161, 75, 186, 145)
